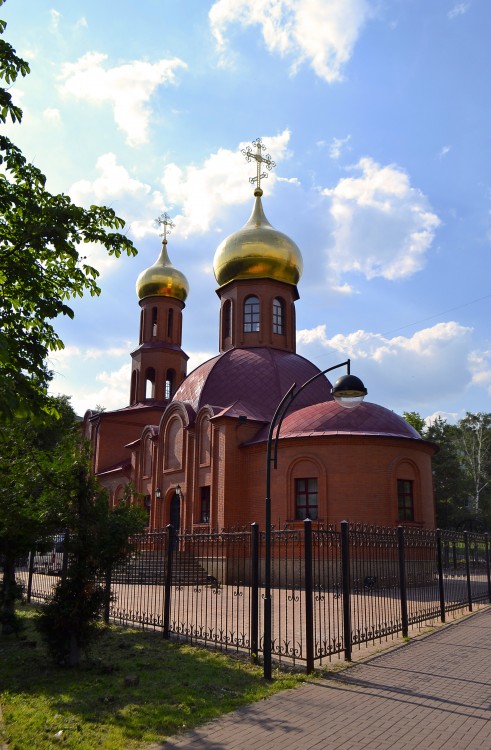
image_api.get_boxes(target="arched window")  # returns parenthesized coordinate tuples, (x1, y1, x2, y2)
(167, 308, 174, 339)
(394, 460, 419, 522)
(130, 370, 137, 404)
(397, 480, 414, 521)
(114, 484, 125, 509)
(199, 416, 211, 465)
(139, 310, 144, 343)
(295, 478, 318, 520)
(244, 295, 260, 332)
(165, 369, 175, 400)
(145, 367, 156, 399)
(143, 437, 152, 477)
(273, 297, 285, 335)
(165, 417, 183, 469)
(152, 307, 158, 337)
(223, 300, 231, 338)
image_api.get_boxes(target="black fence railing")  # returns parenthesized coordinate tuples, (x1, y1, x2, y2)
(18, 522, 491, 672)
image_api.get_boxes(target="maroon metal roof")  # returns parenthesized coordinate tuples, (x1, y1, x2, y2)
(274, 400, 422, 441)
(173, 347, 333, 422)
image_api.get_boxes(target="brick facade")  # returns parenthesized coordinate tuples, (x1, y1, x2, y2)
(84, 190, 436, 531)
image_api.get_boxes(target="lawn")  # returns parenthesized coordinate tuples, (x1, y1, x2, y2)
(0, 605, 307, 750)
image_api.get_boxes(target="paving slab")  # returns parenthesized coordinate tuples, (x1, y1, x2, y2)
(162, 607, 491, 750)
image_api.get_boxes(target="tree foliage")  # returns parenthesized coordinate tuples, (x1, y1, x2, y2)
(0, 2, 137, 418)
(0, 395, 79, 632)
(402, 411, 426, 436)
(404, 411, 491, 530)
(36, 453, 146, 666)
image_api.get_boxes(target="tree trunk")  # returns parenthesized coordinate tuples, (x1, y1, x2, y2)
(0, 550, 18, 634)
(69, 631, 81, 667)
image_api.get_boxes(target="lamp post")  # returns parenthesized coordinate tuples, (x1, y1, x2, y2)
(263, 358, 367, 679)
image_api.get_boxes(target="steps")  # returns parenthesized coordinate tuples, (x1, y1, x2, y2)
(112, 550, 213, 586)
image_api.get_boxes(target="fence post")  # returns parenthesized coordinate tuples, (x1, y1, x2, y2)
(61, 530, 69, 583)
(103, 562, 112, 624)
(464, 531, 473, 612)
(485, 533, 491, 604)
(250, 522, 259, 664)
(163, 524, 175, 639)
(397, 526, 409, 638)
(304, 519, 314, 674)
(26, 550, 35, 603)
(341, 521, 352, 661)
(435, 529, 446, 623)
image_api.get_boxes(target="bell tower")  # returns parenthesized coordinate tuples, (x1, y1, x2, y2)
(213, 139, 303, 354)
(130, 214, 189, 405)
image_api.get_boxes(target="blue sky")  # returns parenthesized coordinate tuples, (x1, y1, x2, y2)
(3, 0, 491, 422)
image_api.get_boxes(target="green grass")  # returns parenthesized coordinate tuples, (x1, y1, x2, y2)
(0, 605, 307, 750)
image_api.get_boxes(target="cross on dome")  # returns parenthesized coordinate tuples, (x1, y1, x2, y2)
(241, 138, 276, 194)
(156, 212, 175, 242)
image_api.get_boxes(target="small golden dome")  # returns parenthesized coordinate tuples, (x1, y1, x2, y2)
(136, 240, 189, 302)
(213, 189, 303, 288)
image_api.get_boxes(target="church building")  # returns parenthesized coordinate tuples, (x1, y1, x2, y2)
(83, 140, 436, 532)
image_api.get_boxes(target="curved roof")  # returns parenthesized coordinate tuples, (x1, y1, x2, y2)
(275, 400, 422, 441)
(136, 240, 189, 302)
(173, 347, 333, 422)
(213, 192, 303, 288)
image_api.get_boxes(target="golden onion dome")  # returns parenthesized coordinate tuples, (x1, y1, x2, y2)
(136, 240, 189, 302)
(213, 188, 303, 288)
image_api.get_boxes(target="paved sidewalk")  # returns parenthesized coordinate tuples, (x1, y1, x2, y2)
(163, 607, 491, 749)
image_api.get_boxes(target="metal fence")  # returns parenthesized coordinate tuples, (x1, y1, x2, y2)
(19, 522, 491, 672)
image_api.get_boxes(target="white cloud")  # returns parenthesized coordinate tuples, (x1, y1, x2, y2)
(58, 52, 187, 146)
(186, 350, 216, 374)
(85, 346, 131, 360)
(209, 0, 372, 83)
(438, 145, 451, 158)
(69, 152, 172, 244)
(469, 349, 491, 393)
(448, 3, 470, 20)
(296, 321, 474, 409)
(322, 157, 440, 283)
(161, 130, 292, 235)
(43, 107, 61, 124)
(70, 152, 151, 205)
(49, 354, 131, 415)
(329, 135, 351, 160)
(48, 345, 82, 374)
(56, 363, 130, 415)
(424, 411, 459, 426)
(50, 9, 61, 32)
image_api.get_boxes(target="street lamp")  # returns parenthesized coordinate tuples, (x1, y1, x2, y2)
(263, 359, 367, 679)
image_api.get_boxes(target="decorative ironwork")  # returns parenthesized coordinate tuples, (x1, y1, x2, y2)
(241, 137, 276, 191)
(155, 212, 175, 241)
(22, 523, 491, 672)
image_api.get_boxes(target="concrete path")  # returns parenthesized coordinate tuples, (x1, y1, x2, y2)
(163, 607, 491, 749)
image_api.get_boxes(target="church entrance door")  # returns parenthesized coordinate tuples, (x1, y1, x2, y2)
(169, 493, 180, 531)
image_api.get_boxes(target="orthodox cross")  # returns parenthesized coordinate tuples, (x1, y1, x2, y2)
(242, 138, 276, 191)
(156, 212, 175, 242)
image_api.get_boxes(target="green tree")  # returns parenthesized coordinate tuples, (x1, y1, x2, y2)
(0, 1, 136, 418)
(36, 453, 146, 666)
(424, 416, 468, 529)
(0, 395, 79, 633)
(457, 412, 491, 517)
(403, 411, 426, 435)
